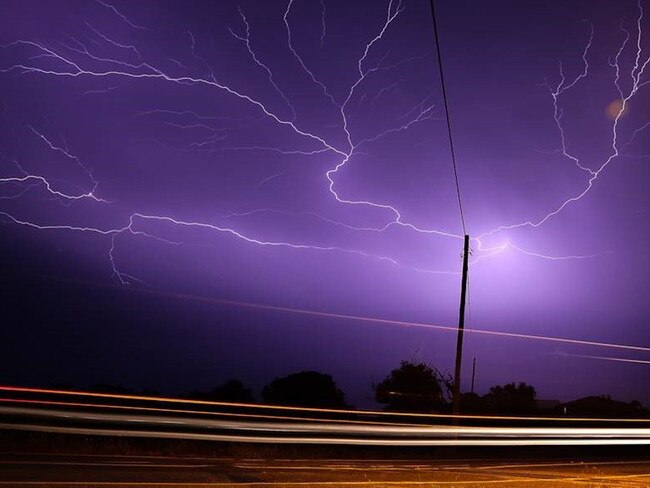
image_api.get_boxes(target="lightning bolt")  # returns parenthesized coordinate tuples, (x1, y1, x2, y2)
(231, 6, 298, 121)
(84, 22, 142, 60)
(0, 0, 647, 287)
(478, 1, 650, 249)
(94, 0, 149, 31)
(285, 0, 338, 106)
(319, 0, 327, 48)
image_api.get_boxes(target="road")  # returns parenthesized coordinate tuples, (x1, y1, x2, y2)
(0, 452, 649, 486)
(1, 387, 649, 486)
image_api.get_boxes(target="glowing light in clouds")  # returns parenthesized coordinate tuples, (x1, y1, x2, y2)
(0, 1, 648, 296)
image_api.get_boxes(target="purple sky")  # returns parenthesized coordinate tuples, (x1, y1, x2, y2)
(0, 0, 649, 408)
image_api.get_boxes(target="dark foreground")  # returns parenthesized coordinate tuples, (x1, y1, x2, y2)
(1, 433, 649, 487)
(1, 451, 649, 486)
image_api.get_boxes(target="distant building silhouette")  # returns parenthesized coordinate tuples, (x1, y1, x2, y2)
(536, 399, 560, 411)
(556, 396, 647, 418)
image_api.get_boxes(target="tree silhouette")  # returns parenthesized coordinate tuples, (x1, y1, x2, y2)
(262, 371, 348, 408)
(188, 379, 254, 403)
(374, 360, 451, 412)
(459, 392, 487, 413)
(484, 382, 537, 414)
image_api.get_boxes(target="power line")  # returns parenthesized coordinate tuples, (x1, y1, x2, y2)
(428, 0, 467, 235)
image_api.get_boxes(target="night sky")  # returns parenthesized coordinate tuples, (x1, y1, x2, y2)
(0, 0, 648, 408)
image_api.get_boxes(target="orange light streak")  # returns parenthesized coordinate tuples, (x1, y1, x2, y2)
(131, 288, 650, 354)
(1, 386, 648, 423)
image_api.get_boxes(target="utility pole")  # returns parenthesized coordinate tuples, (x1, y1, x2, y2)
(429, 0, 469, 416)
(452, 234, 470, 416)
(470, 357, 477, 395)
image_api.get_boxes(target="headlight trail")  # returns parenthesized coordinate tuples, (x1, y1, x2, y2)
(5, 404, 650, 437)
(1, 386, 648, 423)
(2, 423, 649, 447)
(0, 398, 433, 428)
(3, 404, 650, 440)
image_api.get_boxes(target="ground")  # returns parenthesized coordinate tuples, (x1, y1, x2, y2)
(0, 437, 648, 487)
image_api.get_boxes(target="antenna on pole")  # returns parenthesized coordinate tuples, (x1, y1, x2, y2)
(471, 356, 477, 395)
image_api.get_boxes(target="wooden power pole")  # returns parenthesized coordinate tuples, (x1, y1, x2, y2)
(452, 234, 470, 415)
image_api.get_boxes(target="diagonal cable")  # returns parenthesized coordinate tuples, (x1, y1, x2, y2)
(428, 0, 467, 235)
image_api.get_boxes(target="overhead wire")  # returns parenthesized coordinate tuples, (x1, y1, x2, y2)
(428, 0, 467, 235)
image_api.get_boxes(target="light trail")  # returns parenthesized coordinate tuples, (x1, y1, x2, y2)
(0, 479, 643, 487)
(0, 398, 433, 428)
(91, 286, 650, 354)
(2, 422, 649, 446)
(10, 265, 647, 356)
(2, 386, 649, 423)
(561, 353, 650, 365)
(3, 405, 650, 439)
